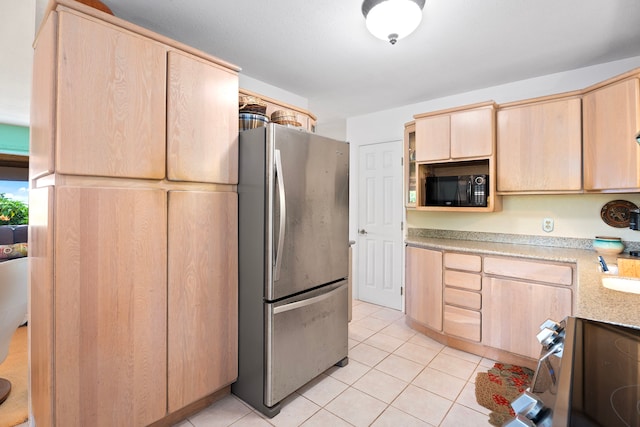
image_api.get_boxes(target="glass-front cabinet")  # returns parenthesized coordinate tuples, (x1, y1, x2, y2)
(404, 121, 417, 207)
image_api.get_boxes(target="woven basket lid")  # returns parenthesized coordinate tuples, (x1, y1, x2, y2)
(239, 95, 267, 109)
(271, 109, 297, 121)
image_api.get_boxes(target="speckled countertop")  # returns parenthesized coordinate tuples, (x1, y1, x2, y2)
(406, 229, 640, 329)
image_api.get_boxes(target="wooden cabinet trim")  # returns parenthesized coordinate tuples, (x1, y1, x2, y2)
(581, 67, 640, 94)
(498, 91, 583, 109)
(413, 100, 497, 120)
(239, 88, 316, 121)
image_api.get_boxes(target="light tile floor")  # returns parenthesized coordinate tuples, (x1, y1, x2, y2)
(174, 300, 495, 427)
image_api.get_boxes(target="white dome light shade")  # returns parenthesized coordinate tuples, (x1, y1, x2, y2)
(362, 0, 425, 44)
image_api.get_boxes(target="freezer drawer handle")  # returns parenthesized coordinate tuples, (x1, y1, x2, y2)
(274, 149, 286, 281)
(273, 287, 340, 315)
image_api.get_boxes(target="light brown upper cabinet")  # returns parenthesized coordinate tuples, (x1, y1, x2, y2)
(55, 11, 167, 179)
(407, 101, 500, 212)
(583, 73, 640, 191)
(414, 101, 496, 162)
(167, 51, 239, 184)
(497, 94, 582, 193)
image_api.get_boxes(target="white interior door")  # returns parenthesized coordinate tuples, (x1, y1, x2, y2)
(357, 141, 403, 310)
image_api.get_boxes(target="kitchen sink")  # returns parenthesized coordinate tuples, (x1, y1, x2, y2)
(602, 275, 640, 294)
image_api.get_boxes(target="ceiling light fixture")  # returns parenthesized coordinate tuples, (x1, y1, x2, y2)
(362, 0, 425, 45)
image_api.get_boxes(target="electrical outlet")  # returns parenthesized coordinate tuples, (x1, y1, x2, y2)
(543, 218, 554, 233)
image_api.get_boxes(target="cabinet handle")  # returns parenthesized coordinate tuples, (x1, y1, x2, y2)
(274, 149, 286, 282)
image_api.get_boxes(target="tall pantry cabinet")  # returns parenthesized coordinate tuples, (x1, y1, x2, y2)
(29, 2, 239, 426)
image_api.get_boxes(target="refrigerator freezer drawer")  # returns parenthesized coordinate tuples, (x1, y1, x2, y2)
(265, 281, 348, 407)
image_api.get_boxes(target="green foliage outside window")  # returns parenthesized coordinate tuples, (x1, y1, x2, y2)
(0, 193, 29, 225)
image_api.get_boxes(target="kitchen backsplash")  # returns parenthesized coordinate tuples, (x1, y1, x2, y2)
(408, 228, 640, 253)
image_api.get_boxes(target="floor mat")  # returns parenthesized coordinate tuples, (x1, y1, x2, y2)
(475, 362, 534, 426)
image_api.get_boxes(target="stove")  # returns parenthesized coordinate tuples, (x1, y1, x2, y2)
(506, 317, 640, 427)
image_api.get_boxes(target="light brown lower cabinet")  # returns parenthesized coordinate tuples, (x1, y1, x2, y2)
(482, 277, 572, 360)
(167, 191, 238, 412)
(405, 246, 442, 331)
(50, 186, 169, 426)
(29, 186, 238, 427)
(405, 248, 574, 362)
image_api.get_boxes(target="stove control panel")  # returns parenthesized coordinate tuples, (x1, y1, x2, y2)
(505, 318, 567, 427)
(536, 318, 565, 359)
(506, 391, 552, 427)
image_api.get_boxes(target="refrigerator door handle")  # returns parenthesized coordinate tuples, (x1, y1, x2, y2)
(274, 149, 286, 281)
(273, 284, 342, 315)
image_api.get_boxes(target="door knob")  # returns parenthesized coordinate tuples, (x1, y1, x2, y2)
(358, 229, 367, 235)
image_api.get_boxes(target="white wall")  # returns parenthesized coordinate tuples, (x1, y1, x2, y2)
(0, 0, 36, 126)
(346, 56, 640, 243)
(239, 74, 308, 111)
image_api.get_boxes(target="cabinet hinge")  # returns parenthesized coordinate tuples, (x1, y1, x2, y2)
(401, 157, 403, 166)
(400, 286, 404, 296)
(401, 221, 404, 231)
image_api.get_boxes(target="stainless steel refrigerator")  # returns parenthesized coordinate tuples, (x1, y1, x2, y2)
(232, 124, 349, 417)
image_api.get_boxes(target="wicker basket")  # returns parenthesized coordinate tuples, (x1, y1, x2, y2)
(239, 95, 267, 115)
(271, 110, 301, 126)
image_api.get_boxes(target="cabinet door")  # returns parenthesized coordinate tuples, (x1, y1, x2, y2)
(583, 78, 640, 190)
(54, 186, 167, 426)
(405, 247, 442, 331)
(404, 122, 417, 207)
(56, 12, 167, 179)
(450, 107, 494, 159)
(415, 115, 450, 162)
(482, 277, 572, 359)
(167, 191, 238, 411)
(167, 51, 239, 184)
(497, 98, 582, 192)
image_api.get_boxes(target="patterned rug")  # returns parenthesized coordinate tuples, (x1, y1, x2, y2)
(475, 363, 534, 426)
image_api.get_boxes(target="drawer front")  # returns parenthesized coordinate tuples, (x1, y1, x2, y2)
(444, 270, 481, 291)
(483, 256, 573, 285)
(444, 288, 481, 310)
(444, 252, 482, 272)
(443, 305, 481, 342)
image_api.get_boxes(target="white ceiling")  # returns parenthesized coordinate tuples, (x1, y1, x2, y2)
(99, 0, 640, 124)
(3, 0, 640, 127)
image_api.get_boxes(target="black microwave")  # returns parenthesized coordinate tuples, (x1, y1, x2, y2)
(425, 174, 488, 207)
